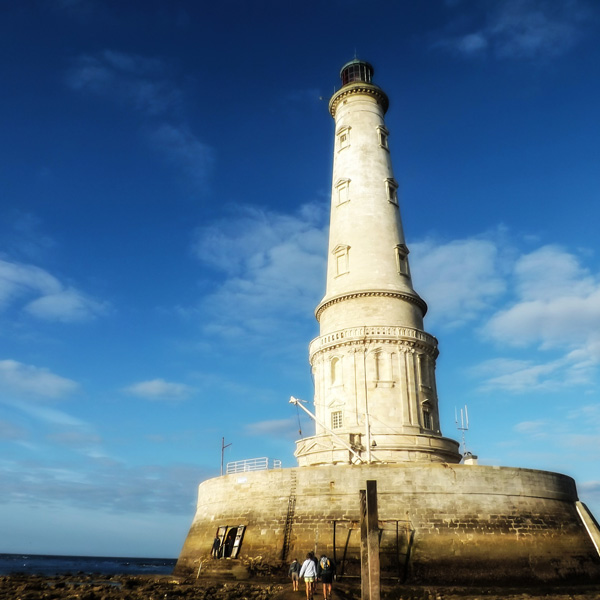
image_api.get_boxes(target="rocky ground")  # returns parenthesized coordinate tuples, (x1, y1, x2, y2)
(1, 574, 600, 600)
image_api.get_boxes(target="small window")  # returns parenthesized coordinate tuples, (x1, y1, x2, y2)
(385, 178, 399, 205)
(423, 410, 432, 430)
(395, 244, 410, 277)
(331, 411, 343, 429)
(330, 357, 342, 386)
(334, 179, 351, 206)
(337, 126, 351, 151)
(377, 126, 389, 150)
(422, 401, 433, 430)
(333, 244, 350, 276)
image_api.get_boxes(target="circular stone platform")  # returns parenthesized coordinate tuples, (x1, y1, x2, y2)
(174, 463, 600, 585)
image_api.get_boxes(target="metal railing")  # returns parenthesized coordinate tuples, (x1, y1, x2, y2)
(226, 457, 282, 475)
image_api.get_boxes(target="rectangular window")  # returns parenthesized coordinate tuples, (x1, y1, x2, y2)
(337, 126, 351, 151)
(377, 126, 389, 150)
(395, 244, 410, 277)
(331, 411, 343, 429)
(335, 178, 351, 206)
(333, 244, 350, 277)
(423, 410, 432, 430)
(385, 178, 399, 205)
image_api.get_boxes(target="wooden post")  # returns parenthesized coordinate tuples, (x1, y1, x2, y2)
(359, 489, 369, 600)
(366, 480, 380, 600)
(360, 481, 380, 600)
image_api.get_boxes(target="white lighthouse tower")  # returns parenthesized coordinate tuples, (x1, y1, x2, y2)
(175, 60, 600, 584)
(295, 59, 460, 466)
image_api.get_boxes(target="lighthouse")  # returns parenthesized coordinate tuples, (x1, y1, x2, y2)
(295, 59, 460, 466)
(174, 60, 600, 584)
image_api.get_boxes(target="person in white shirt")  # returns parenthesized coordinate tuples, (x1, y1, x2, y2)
(299, 552, 318, 600)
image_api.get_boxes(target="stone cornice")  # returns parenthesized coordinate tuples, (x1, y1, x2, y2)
(315, 289, 428, 322)
(329, 83, 389, 117)
(308, 325, 439, 361)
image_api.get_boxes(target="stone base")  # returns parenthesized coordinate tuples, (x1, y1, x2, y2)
(295, 432, 461, 466)
(174, 463, 600, 585)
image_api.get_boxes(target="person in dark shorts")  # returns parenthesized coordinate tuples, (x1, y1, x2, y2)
(288, 558, 301, 591)
(318, 554, 335, 600)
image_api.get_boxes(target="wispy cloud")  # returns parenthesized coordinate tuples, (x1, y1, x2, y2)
(123, 378, 193, 401)
(191, 201, 328, 341)
(0, 419, 27, 441)
(245, 418, 299, 440)
(67, 49, 214, 189)
(0, 211, 56, 261)
(410, 236, 506, 328)
(0, 359, 78, 400)
(410, 236, 599, 393)
(67, 50, 179, 115)
(483, 245, 600, 372)
(435, 0, 593, 60)
(0, 258, 108, 322)
(0, 457, 208, 514)
(511, 411, 600, 462)
(148, 124, 214, 189)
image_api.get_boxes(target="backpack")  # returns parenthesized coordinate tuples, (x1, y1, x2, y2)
(320, 557, 330, 570)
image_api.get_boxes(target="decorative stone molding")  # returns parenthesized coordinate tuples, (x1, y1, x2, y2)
(309, 325, 439, 360)
(329, 83, 389, 117)
(308, 325, 438, 355)
(316, 290, 428, 321)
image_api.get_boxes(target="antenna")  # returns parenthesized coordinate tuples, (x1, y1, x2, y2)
(455, 405, 470, 457)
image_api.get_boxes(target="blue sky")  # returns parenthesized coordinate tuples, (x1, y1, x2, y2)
(1, 0, 599, 558)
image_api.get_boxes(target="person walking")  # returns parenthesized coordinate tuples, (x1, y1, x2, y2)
(211, 535, 221, 558)
(318, 555, 335, 600)
(299, 552, 318, 600)
(288, 558, 301, 591)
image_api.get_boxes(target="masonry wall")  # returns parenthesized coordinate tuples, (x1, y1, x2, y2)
(174, 464, 600, 584)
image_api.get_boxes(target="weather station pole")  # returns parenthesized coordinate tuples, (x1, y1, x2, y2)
(220, 437, 232, 476)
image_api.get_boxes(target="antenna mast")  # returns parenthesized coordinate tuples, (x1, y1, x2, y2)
(455, 405, 470, 457)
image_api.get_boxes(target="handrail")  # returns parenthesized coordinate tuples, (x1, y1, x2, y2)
(226, 457, 282, 475)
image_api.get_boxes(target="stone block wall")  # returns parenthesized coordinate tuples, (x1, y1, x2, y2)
(174, 463, 600, 584)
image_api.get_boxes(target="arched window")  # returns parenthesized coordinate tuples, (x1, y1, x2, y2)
(330, 356, 342, 386)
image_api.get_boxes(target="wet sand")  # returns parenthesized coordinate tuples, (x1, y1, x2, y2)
(1, 574, 600, 600)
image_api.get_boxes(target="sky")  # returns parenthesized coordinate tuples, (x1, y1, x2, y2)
(1, 0, 599, 559)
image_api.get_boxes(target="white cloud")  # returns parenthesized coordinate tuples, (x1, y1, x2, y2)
(484, 246, 600, 352)
(0, 258, 107, 322)
(149, 124, 214, 189)
(191, 202, 328, 339)
(408, 237, 599, 393)
(513, 420, 547, 435)
(245, 418, 299, 439)
(436, 0, 592, 60)
(0, 359, 78, 399)
(410, 237, 505, 328)
(25, 287, 108, 322)
(123, 378, 193, 401)
(473, 347, 597, 394)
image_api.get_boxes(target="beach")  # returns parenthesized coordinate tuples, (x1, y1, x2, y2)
(2, 574, 600, 600)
